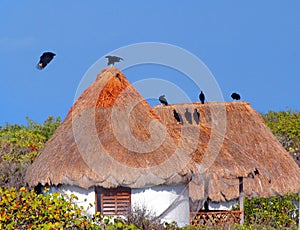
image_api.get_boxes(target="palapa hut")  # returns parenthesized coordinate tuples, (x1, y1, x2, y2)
(26, 67, 300, 226)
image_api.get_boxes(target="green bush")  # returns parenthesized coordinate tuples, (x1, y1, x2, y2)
(262, 110, 300, 152)
(0, 116, 61, 189)
(0, 187, 89, 229)
(233, 193, 299, 229)
(0, 187, 140, 229)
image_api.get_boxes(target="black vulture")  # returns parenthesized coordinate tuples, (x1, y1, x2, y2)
(173, 109, 182, 124)
(105, 55, 123, 66)
(37, 52, 56, 69)
(184, 108, 192, 124)
(231, 92, 241, 101)
(193, 108, 200, 124)
(159, 95, 168, 106)
(199, 91, 205, 104)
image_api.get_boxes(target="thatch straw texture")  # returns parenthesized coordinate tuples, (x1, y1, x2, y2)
(154, 102, 300, 202)
(26, 67, 193, 189)
(26, 67, 300, 202)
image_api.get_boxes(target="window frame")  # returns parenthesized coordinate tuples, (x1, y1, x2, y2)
(95, 186, 131, 215)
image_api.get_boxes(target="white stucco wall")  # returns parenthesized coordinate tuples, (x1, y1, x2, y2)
(51, 185, 96, 216)
(208, 199, 238, 211)
(131, 183, 190, 227)
(48, 183, 190, 226)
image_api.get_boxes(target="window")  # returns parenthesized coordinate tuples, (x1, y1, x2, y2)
(95, 186, 131, 215)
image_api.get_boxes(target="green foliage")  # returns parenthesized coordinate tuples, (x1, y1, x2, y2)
(233, 193, 299, 229)
(25, 116, 61, 140)
(262, 110, 300, 152)
(0, 188, 298, 229)
(0, 187, 141, 229)
(0, 187, 87, 229)
(0, 116, 61, 189)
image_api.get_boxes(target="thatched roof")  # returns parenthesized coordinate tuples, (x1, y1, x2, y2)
(154, 103, 300, 202)
(26, 67, 300, 203)
(26, 67, 193, 189)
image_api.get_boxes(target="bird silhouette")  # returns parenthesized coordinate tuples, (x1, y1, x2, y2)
(159, 95, 168, 106)
(37, 52, 56, 69)
(184, 108, 192, 124)
(105, 56, 123, 66)
(193, 108, 200, 124)
(173, 109, 182, 124)
(231, 92, 241, 101)
(199, 91, 205, 104)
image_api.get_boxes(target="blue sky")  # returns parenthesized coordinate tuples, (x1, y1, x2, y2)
(1, 1, 299, 125)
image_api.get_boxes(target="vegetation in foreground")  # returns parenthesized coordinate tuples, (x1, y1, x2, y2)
(0, 186, 139, 229)
(0, 187, 298, 229)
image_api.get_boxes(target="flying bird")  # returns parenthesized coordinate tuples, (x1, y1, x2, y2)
(37, 52, 56, 69)
(173, 109, 182, 124)
(231, 92, 241, 101)
(199, 91, 205, 104)
(159, 95, 168, 106)
(105, 55, 123, 66)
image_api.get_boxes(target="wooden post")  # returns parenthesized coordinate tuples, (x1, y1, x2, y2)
(298, 189, 300, 230)
(239, 177, 244, 225)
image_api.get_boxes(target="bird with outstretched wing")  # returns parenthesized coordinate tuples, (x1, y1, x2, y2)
(105, 56, 123, 66)
(37, 52, 56, 69)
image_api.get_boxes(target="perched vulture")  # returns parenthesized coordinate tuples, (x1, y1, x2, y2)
(105, 56, 123, 66)
(199, 91, 205, 104)
(193, 108, 200, 124)
(173, 109, 182, 124)
(159, 95, 168, 106)
(231, 92, 241, 100)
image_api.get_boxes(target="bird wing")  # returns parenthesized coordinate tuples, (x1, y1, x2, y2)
(38, 52, 55, 69)
(42, 56, 54, 63)
(111, 56, 120, 62)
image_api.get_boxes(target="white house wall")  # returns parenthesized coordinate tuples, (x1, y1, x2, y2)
(131, 183, 190, 227)
(58, 185, 95, 216)
(208, 199, 238, 211)
(48, 183, 190, 226)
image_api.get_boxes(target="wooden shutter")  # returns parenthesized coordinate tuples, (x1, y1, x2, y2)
(95, 187, 131, 215)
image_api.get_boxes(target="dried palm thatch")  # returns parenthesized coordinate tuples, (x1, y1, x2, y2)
(26, 67, 300, 204)
(26, 67, 194, 189)
(154, 102, 300, 202)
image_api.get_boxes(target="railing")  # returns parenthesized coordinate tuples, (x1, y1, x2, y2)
(190, 210, 242, 226)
